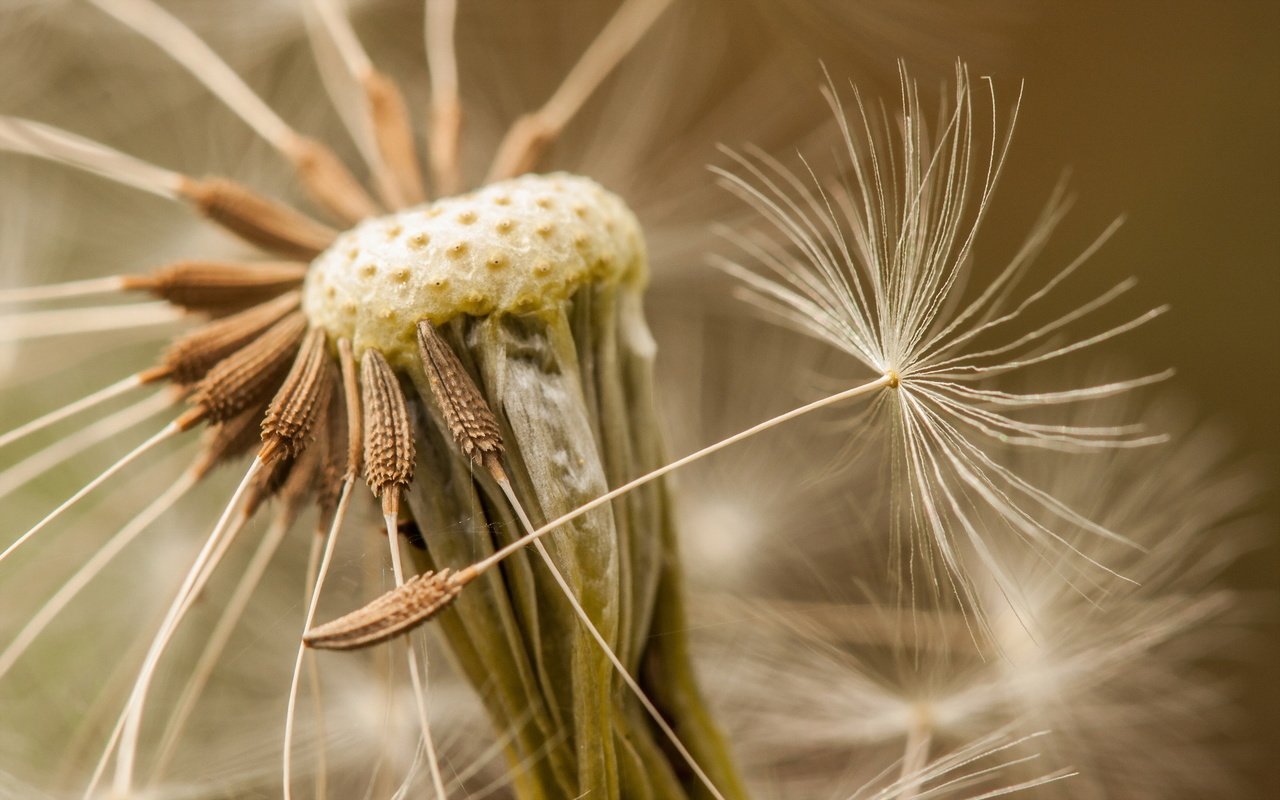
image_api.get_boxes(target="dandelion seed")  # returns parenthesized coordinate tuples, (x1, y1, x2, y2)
(715, 65, 1172, 627)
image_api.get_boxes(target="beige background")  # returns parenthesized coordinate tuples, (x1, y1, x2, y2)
(998, 2, 1279, 791)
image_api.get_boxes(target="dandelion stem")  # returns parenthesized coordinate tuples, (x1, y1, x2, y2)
(0, 391, 174, 499)
(0, 373, 148, 451)
(304, 527, 331, 800)
(486, 0, 676, 180)
(304, 0, 425, 207)
(284, 477, 354, 800)
(110, 457, 264, 796)
(0, 465, 198, 683)
(148, 511, 294, 783)
(896, 705, 933, 800)
(0, 115, 183, 197)
(425, 0, 462, 195)
(385, 509, 449, 800)
(1, 420, 187, 567)
(0, 276, 127, 304)
(0, 301, 185, 342)
(465, 374, 891, 579)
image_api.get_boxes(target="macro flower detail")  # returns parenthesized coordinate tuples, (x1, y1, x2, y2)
(0, 1, 1268, 799)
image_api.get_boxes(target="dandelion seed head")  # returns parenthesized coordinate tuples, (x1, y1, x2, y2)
(303, 173, 645, 366)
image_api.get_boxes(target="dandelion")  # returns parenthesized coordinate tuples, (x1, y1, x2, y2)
(0, 1, 1255, 799)
(1, 1, 753, 796)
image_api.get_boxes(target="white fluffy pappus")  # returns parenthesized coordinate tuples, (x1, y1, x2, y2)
(713, 64, 1173, 631)
(697, 394, 1261, 798)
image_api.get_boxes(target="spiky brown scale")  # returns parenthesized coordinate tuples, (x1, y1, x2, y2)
(159, 291, 301, 386)
(415, 321, 505, 476)
(360, 348, 415, 501)
(187, 311, 308, 424)
(260, 327, 334, 462)
(303, 569, 462, 650)
(177, 176, 338, 258)
(122, 260, 307, 313)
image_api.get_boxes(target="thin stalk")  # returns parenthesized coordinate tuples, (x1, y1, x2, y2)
(466, 374, 892, 578)
(385, 511, 449, 800)
(284, 478, 354, 800)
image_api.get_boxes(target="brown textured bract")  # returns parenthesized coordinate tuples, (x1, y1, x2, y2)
(260, 328, 335, 461)
(416, 321, 505, 475)
(360, 348, 416, 500)
(124, 260, 307, 313)
(158, 291, 300, 385)
(188, 311, 307, 423)
(303, 569, 462, 650)
(178, 176, 338, 259)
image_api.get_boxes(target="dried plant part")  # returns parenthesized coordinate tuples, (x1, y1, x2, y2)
(415, 321, 505, 477)
(156, 291, 301, 385)
(284, 134, 381, 224)
(121, 260, 307, 312)
(304, 569, 462, 650)
(177, 177, 338, 258)
(359, 347, 415, 511)
(183, 310, 308, 425)
(260, 327, 335, 461)
(361, 69, 426, 207)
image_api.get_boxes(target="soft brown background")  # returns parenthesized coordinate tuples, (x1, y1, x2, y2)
(997, 1, 1279, 792)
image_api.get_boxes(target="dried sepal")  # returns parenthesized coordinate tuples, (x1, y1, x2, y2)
(415, 321, 505, 477)
(314, 372, 350, 516)
(362, 69, 426, 207)
(285, 135, 380, 225)
(303, 568, 462, 650)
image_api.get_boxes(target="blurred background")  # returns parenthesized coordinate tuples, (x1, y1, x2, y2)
(985, 6, 1280, 792)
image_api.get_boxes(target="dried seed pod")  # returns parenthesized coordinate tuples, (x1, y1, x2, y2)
(303, 569, 461, 650)
(187, 311, 308, 424)
(191, 403, 270, 478)
(159, 291, 300, 386)
(362, 69, 426, 207)
(360, 348, 415, 504)
(314, 370, 350, 517)
(178, 176, 338, 258)
(415, 321, 504, 477)
(123, 260, 307, 313)
(260, 328, 334, 461)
